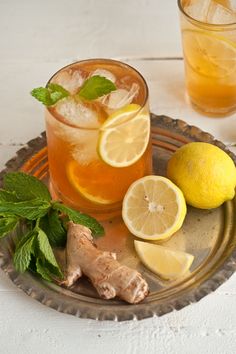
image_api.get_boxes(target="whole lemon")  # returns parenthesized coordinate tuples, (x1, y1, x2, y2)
(167, 142, 236, 209)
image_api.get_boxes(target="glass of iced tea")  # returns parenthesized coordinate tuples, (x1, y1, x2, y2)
(178, 0, 236, 116)
(45, 59, 152, 217)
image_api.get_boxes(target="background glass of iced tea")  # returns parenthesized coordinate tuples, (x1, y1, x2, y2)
(45, 59, 152, 218)
(178, 0, 236, 116)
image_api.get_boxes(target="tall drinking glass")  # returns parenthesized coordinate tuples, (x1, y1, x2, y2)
(45, 59, 152, 218)
(178, 0, 236, 116)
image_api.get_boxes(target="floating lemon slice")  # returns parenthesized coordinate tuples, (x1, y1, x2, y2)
(98, 107, 150, 168)
(122, 176, 187, 241)
(67, 161, 114, 205)
(183, 30, 236, 78)
(134, 240, 194, 280)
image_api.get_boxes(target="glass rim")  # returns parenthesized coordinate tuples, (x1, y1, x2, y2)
(177, 0, 236, 28)
(46, 58, 149, 131)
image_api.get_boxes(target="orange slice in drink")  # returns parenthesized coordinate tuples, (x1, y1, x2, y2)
(67, 161, 115, 205)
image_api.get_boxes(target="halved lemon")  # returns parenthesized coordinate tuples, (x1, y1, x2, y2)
(183, 30, 236, 78)
(67, 161, 114, 205)
(101, 104, 142, 129)
(134, 240, 194, 280)
(122, 176, 187, 241)
(98, 109, 150, 168)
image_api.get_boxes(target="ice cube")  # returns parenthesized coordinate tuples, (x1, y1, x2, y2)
(185, 0, 212, 21)
(100, 83, 139, 112)
(207, 1, 236, 24)
(185, 0, 236, 23)
(46, 113, 99, 164)
(56, 97, 100, 128)
(230, 0, 236, 11)
(215, 0, 236, 11)
(91, 69, 116, 83)
(71, 133, 99, 165)
(46, 114, 81, 145)
(52, 69, 85, 94)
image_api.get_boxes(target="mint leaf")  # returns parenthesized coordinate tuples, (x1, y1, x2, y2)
(14, 228, 60, 280)
(0, 189, 19, 202)
(78, 75, 116, 101)
(37, 228, 63, 278)
(53, 202, 104, 237)
(42, 259, 63, 279)
(47, 83, 69, 97)
(15, 229, 35, 252)
(4, 172, 51, 202)
(31, 84, 69, 106)
(0, 216, 19, 238)
(14, 234, 35, 272)
(31, 87, 53, 106)
(40, 210, 66, 247)
(37, 228, 58, 268)
(0, 199, 50, 220)
(36, 258, 52, 282)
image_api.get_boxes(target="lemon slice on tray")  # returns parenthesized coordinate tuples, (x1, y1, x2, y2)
(134, 240, 194, 280)
(183, 30, 236, 79)
(98, 106, 150, 168)
(122, 176, 187, 241)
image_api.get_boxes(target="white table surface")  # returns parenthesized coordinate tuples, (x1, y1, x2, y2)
(1, 1, 236, 353)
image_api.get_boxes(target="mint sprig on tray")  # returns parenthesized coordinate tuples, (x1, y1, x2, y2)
(31, 75, 116, 106)
(0, 172, 104, 281)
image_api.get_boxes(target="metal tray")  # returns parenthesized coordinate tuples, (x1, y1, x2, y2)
(1, 114, 236, 321)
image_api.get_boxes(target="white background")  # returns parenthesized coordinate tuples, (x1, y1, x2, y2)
(1, 1, 236, 353)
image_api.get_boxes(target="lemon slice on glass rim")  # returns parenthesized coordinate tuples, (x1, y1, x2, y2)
(122, 175, 187, 241)
(98, 104, 150, 168)
(101, 103, 142, 129)
(134, 240, 194, 280)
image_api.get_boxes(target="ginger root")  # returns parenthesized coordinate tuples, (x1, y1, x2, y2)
(62, 221, 149, 304)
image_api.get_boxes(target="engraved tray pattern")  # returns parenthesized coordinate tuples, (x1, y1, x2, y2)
(0, 114, 236, 321)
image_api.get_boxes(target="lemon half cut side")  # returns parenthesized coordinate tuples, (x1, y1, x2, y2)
(122, 176, 187, 241)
